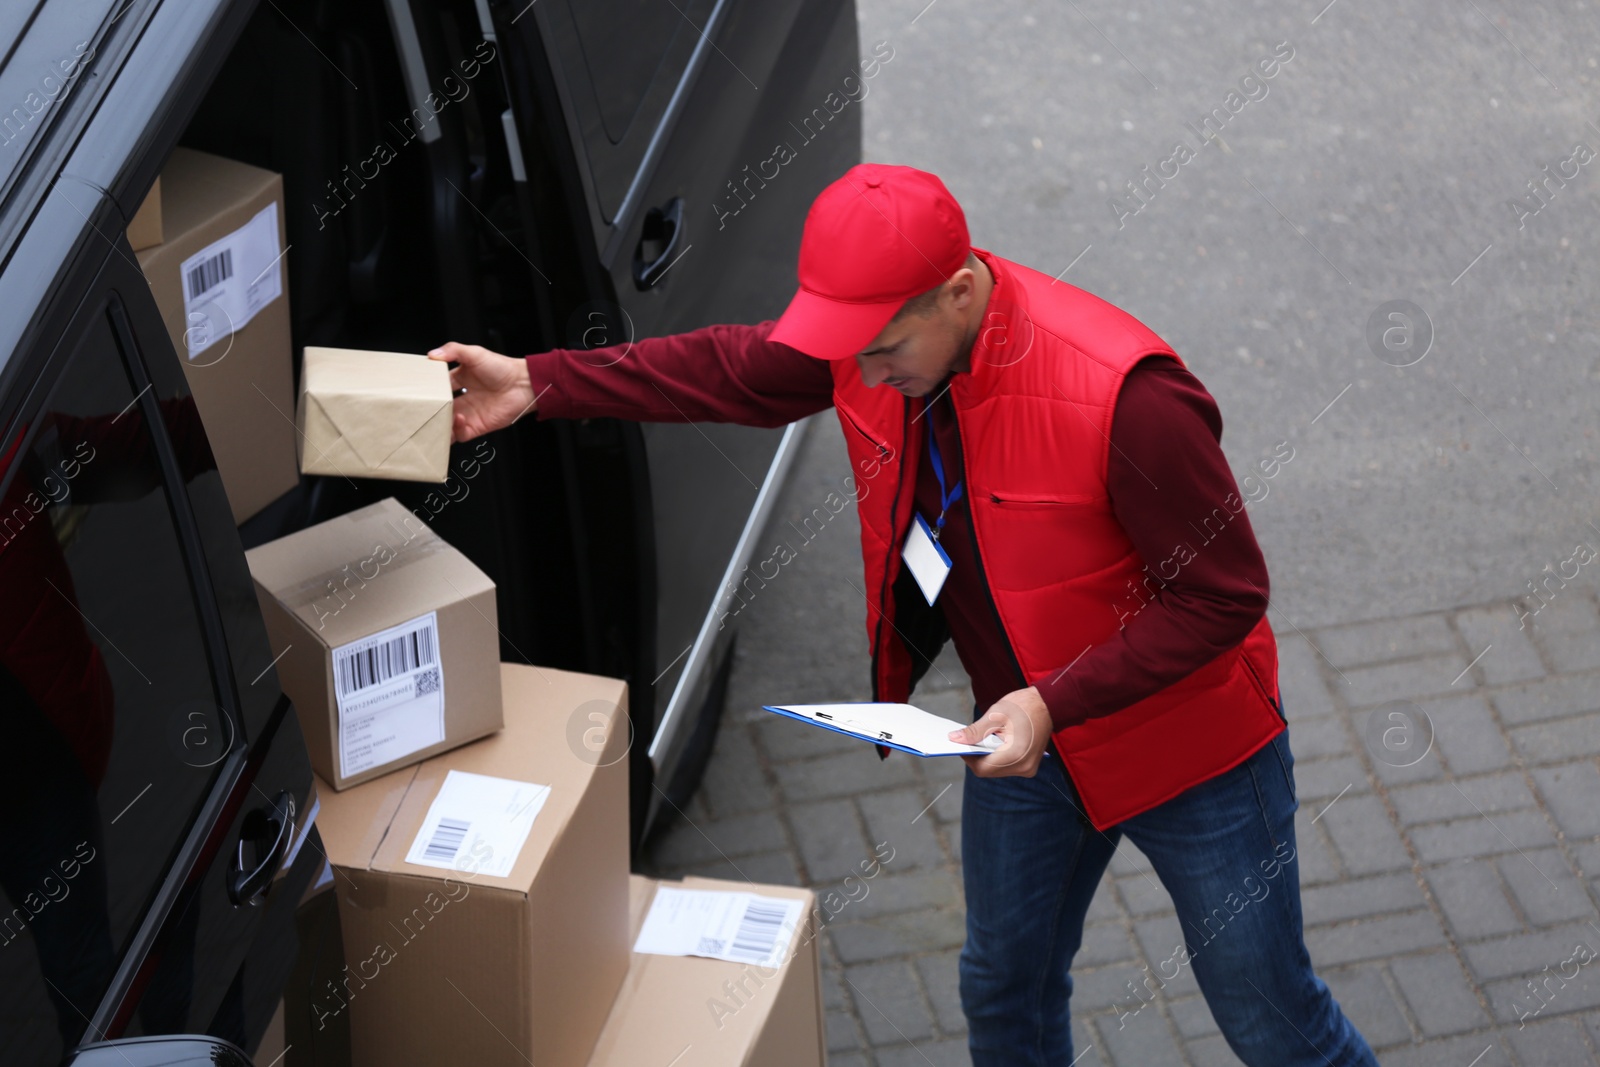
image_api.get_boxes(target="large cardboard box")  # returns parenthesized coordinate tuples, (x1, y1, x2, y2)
(588, 875, 826, 1067)
(137, 148, 299, 523)
(316, 663, 633, 1067)
(246, 497, 503, 790)
(297, 346, 453, 483)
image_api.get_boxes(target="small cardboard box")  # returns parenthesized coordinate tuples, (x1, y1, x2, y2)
(136, 148, 299, 524)
(126, 176, 162, 251)
(297, 346, 452, 483)
(245, 497, 502, 790)
(315, 663, 633, 1067)
(588, 875, 826, 1067)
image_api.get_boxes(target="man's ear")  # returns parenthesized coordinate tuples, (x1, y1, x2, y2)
(947, 267, 978, 310)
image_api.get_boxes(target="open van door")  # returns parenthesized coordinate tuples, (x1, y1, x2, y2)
(487, 0, 867, 830)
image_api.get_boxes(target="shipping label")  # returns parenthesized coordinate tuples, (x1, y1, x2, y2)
(178, 201, 284, 360)
(332, 610, 445, 778)
(405, 769, 550, 878)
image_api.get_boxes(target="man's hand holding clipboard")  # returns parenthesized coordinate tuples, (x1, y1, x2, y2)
(946, 685, 1056, 779)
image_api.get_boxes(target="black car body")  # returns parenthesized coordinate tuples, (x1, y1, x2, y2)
(0, 0, 861, 1061)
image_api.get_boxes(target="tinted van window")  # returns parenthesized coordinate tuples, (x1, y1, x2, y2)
(0, 307, 229, 1063)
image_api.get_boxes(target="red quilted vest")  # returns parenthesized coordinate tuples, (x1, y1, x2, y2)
(830, 249, 1285, 829)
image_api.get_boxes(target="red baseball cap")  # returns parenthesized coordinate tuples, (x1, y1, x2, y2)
(769, 164, 971, 361)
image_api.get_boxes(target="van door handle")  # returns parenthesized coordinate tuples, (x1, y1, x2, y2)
(632, 197, 685, 290)
(229, 791, 295, 906)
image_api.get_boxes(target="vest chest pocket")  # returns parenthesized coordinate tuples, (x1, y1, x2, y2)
(836, 402, 892, 459)
(977, 490, 1122, 593)
(985, 491, 1098, 510)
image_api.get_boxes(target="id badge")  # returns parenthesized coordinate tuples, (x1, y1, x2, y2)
(902, 513, 953, 605)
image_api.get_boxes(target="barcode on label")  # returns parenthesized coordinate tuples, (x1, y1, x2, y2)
(335, 623, 438, 698)
(187, 248, 233, 300)
(727, 899, 789, 963)
(423, 817, 470, 863)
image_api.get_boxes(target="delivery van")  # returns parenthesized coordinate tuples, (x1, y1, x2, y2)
(0, 0, 860, 1062)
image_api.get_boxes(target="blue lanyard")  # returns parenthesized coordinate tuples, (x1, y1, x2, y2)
(925, 399, 963, 540)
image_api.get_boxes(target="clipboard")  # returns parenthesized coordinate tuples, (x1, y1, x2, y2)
(760, 702, 1003, 758)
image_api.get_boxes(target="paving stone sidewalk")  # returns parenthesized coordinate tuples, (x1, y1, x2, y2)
(640, 578, 1600, 1066)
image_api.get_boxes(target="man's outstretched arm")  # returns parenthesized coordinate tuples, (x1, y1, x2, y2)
(429, 320, 836, 441)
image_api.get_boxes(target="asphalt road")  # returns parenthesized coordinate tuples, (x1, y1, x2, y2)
(827, 0, 1600, 634)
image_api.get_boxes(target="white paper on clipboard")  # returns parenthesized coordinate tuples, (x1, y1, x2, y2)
(761, 702, 1003, 757)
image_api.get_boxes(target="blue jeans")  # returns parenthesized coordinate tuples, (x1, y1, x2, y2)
(958, 704, 1377, 1066)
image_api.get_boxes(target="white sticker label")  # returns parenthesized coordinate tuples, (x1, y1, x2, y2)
(633, 888, 805, 970)
(332, 611, 445, 778)
(405, 770, 551, 879)
(178, 201, 284, 360)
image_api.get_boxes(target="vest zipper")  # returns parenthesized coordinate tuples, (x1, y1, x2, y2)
(949, 395, 1084, 819)
(946, 393, 1029, 693)
(868, 395, 912, 702)
(988, 492, 1094, 507)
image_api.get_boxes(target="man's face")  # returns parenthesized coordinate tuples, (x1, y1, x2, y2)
(853, 303, 967, 397)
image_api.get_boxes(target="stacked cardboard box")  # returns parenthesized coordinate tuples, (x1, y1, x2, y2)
(590, 875, 826, 1067)
(246, 497, 503, 790)
(135, 148, 299, 524)
(311, 662, 633, 1067)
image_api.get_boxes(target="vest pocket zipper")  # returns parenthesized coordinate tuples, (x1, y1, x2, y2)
(1238, 648, 1283, 722)
(838, 404, 891, 458)
(987, 492, 1096, 509)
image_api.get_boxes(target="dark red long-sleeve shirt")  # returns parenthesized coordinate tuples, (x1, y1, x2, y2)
(526, 320, 1270, 731)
